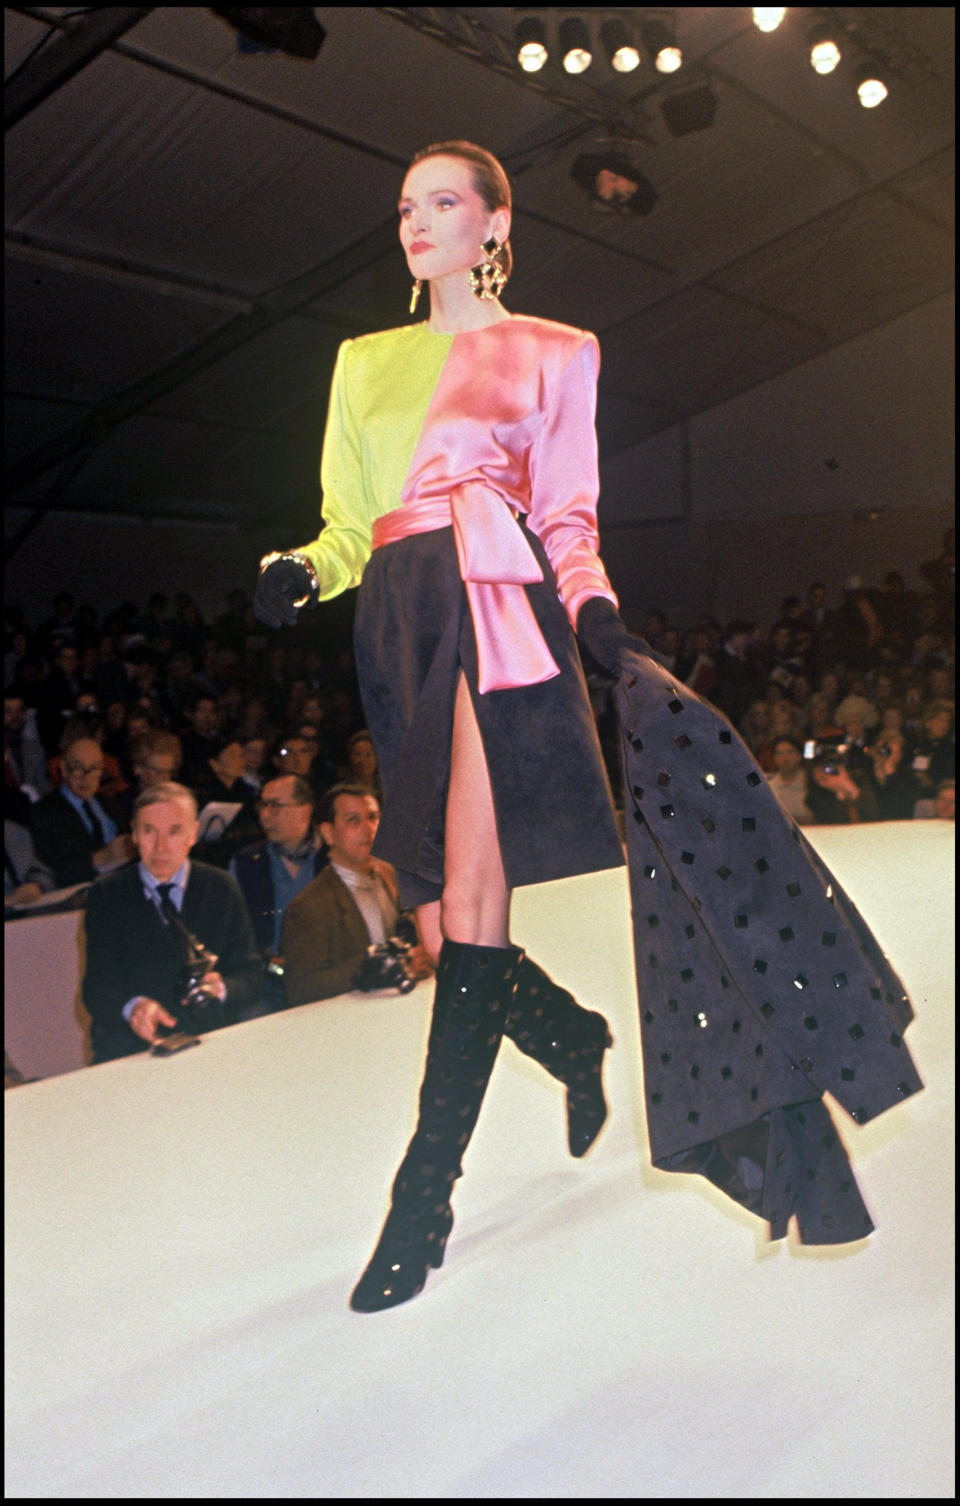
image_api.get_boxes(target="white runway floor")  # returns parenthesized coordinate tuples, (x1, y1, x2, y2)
(5, 821, 955, 1499)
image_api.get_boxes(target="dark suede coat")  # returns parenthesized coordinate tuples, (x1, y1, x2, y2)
(615, 653, 923, 1244)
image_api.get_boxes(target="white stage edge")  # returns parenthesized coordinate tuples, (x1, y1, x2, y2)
(5, 822, 955, 1498)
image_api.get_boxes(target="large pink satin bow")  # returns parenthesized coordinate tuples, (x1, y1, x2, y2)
(370, 482, 561, 693)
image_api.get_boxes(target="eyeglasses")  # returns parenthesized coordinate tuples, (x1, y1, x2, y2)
(256, 799, 308, 812)
(65, 762, 103, 776)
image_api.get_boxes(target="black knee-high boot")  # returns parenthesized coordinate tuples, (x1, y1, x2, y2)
(504, 957, 613, 1158)
(350, 939, 522, 1313)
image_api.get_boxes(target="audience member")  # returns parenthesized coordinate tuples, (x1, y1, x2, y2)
(31, 737, 134, 886)
(932, 778, 955, 821)
(47, 712, 129, 800)
(115, 730, 183, 822)
(229, 775, 327, 1001)
(834, 683, 879, 734)
(82, 782, 265, 1062)
(239, 733, 269, 795)
(191, 732, 261, 867)
(293, 722, 338, 795)
(876, 572, 919, 656)
(281, 783, 432, 1007)
(906, 700, 955, 808)
(868, 731, 917, 821)
(4, 817, 56, 909)
(918, 525, 955, 633)
(712, 620, 764, 727)
(754, 701, 804, 772)
(346, 729, 383, 799)
(676, 627, 718, 698)
(806, 751, 880, 824)
(4, 691, 50, 799)
(834, 575, 884, 671)
(765, 737, 815, 825)
(178, 691, 222, 787)
(36, 641, 86, 753)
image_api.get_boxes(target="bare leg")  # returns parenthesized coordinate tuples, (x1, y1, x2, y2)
(417, 672, 511, 949)
(416, 900, 443, 967)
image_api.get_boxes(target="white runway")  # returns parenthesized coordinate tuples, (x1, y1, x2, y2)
(4, 821, 955, 1498)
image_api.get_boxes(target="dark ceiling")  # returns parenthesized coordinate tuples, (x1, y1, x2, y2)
(4, 6, 955, 548)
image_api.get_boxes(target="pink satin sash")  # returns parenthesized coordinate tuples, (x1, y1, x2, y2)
(370, 481, 561, 694)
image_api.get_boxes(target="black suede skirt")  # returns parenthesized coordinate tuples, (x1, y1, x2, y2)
(353, 523, 624, 909)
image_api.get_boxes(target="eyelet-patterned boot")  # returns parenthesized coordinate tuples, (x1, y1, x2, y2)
(349, 939, 522, 1313)
(504, 956, 613, 1157)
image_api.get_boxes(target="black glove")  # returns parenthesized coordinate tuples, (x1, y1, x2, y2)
(576, 597, 659, 676)
(253, 556, 315, 629)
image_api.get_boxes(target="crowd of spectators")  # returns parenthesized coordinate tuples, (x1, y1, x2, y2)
(4, 527, 955, 1023)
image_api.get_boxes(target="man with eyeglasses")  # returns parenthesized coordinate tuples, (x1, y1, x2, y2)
(229, 775, 327, 1002)
(31, 736, 135, 887)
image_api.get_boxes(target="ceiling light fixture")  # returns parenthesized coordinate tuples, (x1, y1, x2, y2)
(641, 16, 682, 74)
(854, 61, 889, 108)
(514, 16, 548, 73)
(752, 7, 786, 32)
(600, 17, 640, 74)
(559, 16, 592, 74)
(808, 24, 842, 75)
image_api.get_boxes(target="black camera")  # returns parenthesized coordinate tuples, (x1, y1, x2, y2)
(177, 933, 223, 1025)
(354, 936, 417, 994)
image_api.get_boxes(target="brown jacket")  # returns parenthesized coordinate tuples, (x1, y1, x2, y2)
(280, 860, 398, 1006)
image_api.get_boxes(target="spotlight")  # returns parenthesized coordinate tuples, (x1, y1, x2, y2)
(641, 17, 682, 74)
(752, 7, 786, 31)
(660, 82, 718, 137)
(855, 62, 889, 108)
(808, 24, 842, 75)
(570, 152, 658, 216)
(210, 7, 326, 59)
(559, 16, 592, 74)
(600, 18, 640, 74)
(515, 17, 548, 73)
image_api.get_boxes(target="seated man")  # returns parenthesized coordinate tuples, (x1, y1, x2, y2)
(229, 774, 327, 999)
(282, 783, 432, 1006)
(82, 781, 265, 1063)
(31, 736, 134, 886)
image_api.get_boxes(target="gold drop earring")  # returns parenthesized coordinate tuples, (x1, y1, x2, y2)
(409, 278, 422, 315)
(468, 236, 506, 300)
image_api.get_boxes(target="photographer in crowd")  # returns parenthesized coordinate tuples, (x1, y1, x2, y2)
(806, 745, 880, 824)
(281, 783, 432, 1007)
(229, 774, 327, 1007)
(82, 782, 265, 1062)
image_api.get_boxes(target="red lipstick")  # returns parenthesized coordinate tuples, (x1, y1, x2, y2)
(409, 241, 435, 254)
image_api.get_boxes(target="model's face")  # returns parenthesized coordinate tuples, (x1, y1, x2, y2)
(321, 794, 380, 872)
(398, 155, 509, 286)
(134, 798, 198, 881)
